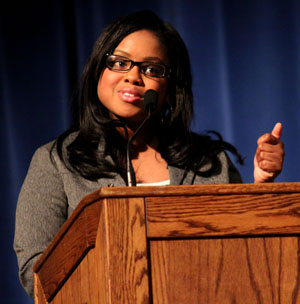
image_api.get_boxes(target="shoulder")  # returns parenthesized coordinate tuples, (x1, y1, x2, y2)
(27, 141, 56, 176)
(217, 151, 242, 183)
(20, 132, 79, 192)
(206, 151, 242, 183)
(30, 132, 78, 170)
(190, 131, 243, 183)
(169, 150, 242, 185)
(193, 151, 242, 184)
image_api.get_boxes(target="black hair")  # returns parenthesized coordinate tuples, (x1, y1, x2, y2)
(54, 10, 243, 182)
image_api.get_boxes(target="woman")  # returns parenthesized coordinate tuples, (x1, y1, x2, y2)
(14, 10, 284, 298)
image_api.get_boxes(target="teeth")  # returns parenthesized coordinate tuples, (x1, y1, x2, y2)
(123, 92, 135, 97)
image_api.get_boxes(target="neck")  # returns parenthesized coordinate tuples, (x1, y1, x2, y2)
(118, 118, 155, 144)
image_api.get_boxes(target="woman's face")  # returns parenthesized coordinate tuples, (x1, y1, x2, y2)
(97, 30, 169, 127)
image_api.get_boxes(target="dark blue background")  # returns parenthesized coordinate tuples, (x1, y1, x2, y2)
(1, 1, 299, 302)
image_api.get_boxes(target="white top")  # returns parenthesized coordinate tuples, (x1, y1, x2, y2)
(136, 179, 171, 186)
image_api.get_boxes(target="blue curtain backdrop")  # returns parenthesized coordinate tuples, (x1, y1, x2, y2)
(1, 0, 299, 302)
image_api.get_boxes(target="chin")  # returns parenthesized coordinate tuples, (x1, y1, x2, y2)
(118, 112, 148, 126)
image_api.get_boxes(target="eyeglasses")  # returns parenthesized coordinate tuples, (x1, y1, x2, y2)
(105, 54, 171, 78)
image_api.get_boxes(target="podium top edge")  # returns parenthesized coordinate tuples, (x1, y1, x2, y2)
(95, 182, 300, 198)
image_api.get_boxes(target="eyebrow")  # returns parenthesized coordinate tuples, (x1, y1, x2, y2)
(113, 49, 164, 62)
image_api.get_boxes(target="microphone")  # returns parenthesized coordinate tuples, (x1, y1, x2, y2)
(143, 89, 158, 114)
(126, 89, 158, 186)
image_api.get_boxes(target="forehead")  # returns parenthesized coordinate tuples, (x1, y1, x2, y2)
(114, 30, 167, 61)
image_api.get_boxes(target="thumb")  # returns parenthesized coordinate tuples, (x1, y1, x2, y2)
(271, 122, 282, 139)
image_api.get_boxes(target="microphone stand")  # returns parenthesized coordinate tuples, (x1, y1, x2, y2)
(126, 89, 158, 186)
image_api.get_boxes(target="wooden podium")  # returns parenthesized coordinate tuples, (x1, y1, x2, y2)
(33, 182, 300, 303)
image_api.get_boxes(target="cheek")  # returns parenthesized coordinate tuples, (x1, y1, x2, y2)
(97, 69, 120, 98)
(152, 80, 168, 109)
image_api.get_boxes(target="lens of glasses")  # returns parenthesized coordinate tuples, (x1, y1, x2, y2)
(140, 63, 166, 77)
(106, 55, 131, 71)
(106, 54, 169, 78)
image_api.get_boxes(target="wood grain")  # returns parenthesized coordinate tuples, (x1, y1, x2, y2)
(52, 249, 99, 304)
(33, 183, 300, 303)
(34, 273, 47, 304)
(34, 198, 101, 301)
(95, 197, 110, 304)
(95, 197, 150, 303)
(34, 189, 102, 272)
(146, 193, 300, 237)
(97, 182, 300, 197)
(150, 237, 300, 304)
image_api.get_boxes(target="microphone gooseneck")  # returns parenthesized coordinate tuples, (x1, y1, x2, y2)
(126, 89, 158, 186)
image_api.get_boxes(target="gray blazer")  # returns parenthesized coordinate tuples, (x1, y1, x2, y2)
(14, 133, 242, 297)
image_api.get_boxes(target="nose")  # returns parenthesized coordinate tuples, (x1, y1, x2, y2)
(124, 65, 144, 86)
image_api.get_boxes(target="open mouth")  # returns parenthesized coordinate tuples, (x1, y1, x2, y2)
(118, 89, 143, 103)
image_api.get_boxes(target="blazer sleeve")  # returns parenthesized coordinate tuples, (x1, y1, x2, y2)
(13, 143, 68, 298)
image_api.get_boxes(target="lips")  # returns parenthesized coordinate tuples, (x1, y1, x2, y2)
(118, 88, 143, 103)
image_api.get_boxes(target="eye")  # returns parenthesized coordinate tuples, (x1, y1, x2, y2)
(143, 64, 165, 77)
(107, 55, 130, 70)
(113, 59, 128, 69)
